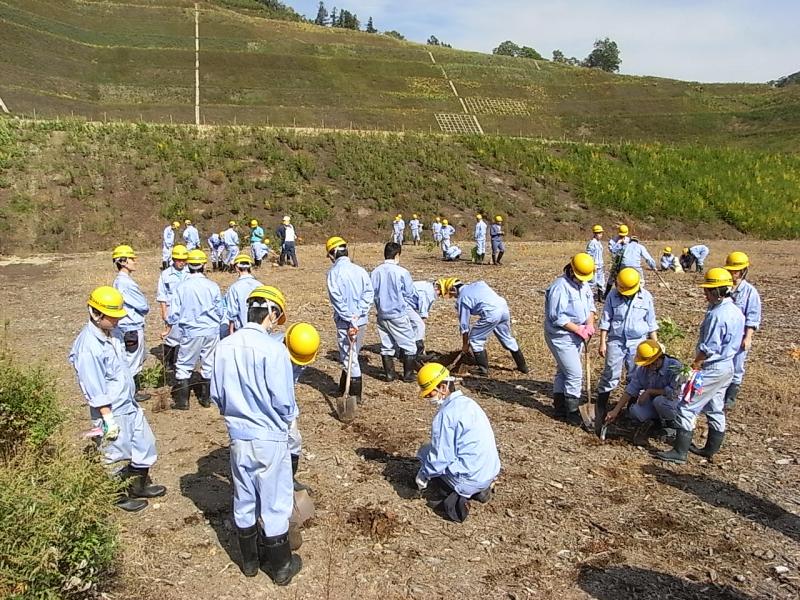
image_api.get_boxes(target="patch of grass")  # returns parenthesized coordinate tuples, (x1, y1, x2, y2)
(138, 362, 165, 389)
(657, 317, 687, 347)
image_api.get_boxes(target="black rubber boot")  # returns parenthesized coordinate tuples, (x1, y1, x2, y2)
(133, 374, 151, 402)
(128, 467, 167, 498)
(170, 379, 190, 410)
(350, 376, 363, 405)
(115, 491, 148, 513)
(553, 392, 566, 417)
(496, 251, 504, 265)
(472, 350, 490, 376)
(237, 524, 260, 577)
(491, 253, 498, 265)
(511, 350, 529, 373)
(689, 429, 725, 459)
(402, 353, 417, 382)
(724, 383, 740, 410)
(338, 371, 348, 396)
(632, 420, 654, 446)
(163, 344, 177, 372)
(415, 340, 429, 360)
(595, 392, 610, 437)
(381, 355, 397, 382)
(262, 532, 302, 586)
(656, 427, 693, 464)
(198, 378, 212, 408)
(291, 454, 310, 493)
(564, 395, 582, 426)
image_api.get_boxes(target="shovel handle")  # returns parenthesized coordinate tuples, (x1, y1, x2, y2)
(343, 338, 355, 398)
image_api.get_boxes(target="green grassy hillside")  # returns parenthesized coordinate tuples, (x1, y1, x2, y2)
(1, 0, 799, 148)
(1, 119, 798, 255)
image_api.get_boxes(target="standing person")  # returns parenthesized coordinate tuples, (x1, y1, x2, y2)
(391, 214, 405, 245)
(490, 215, 505, 265)
(595, 268, 658, 427)
(156, 244, 189, 376)
(70, 286, 166, 513)
(112, 245, 150, 402)
(440, 218, 455, 258)
(414, 362, 500, 523)
(473, 214, 487, 264)
(723, 251, 762, 410)
(586, 225, 605, 301)
(408, 280, 436, 358)
(604, 340, 684, 446)
(660, 247, 679, 271)
(543, 253, 596, 423)
(222, 221, 240, 272)
(371, 242, 419, 382)
(409, 214, 422, 245)
(165, 250, 224, 410)
(225, 254, 263, 335)
(183, 219, 200, 250)
(608, 224, 630, 255)
(162, 220, 180, 270)
(619, 235, 657, 282)
(432, 216, 443, 244)
(657, 268, 745, 464)
(276, 216, 299, 267)
(436, 277, 528, 376)
(249, 219, 264, 245)
(326, 236, 373, 404)
(210, 285, 302, 585)
(208, 231, 225, 271)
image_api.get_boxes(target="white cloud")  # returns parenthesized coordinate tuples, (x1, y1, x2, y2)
(291, 0, 800, 82)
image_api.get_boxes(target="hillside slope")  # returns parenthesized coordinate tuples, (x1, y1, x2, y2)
(1, 0, 799, 148)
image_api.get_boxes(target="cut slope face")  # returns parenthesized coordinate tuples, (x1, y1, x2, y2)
(2, 0, 800, 147)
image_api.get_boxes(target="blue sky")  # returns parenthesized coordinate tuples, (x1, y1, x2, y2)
(287, 0, 799, 83)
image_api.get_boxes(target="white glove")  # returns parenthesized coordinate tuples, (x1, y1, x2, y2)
(415, 472, 428, 491)
(102, 413, 120, 441)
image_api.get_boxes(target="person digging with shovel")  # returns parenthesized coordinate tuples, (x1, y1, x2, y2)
(156, 244, 189, 381)
(414, 362, 501, 523)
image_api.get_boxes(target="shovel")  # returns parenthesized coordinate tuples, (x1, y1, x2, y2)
(336, 340, 358, 423)
(653, 269, 674, 296)
(577, 342, 596, 430)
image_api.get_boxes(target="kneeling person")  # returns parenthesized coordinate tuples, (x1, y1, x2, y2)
(415, 363, 500, 522)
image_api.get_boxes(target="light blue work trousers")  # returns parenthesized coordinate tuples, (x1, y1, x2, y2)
(675, 361, 733, 433)
(598, 337, 646, 394)
(545, 332, 584, 398)
(469, 309, 519, 353)
(96, 406, 158, 469)
(629, 395, 678, 423)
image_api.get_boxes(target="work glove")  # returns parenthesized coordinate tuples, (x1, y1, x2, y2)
(415, 471, 429, 491)
(576, 325, 594, 341)
(102, 413, 120, 441)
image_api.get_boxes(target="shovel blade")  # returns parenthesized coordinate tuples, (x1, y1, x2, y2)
(338, 395, 357, 423)
(578, 403, 595, 429)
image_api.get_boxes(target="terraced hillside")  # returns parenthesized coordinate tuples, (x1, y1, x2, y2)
(2, 0, 800, 148)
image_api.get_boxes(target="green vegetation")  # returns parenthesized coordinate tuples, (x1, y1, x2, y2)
(0, 353, 119, 599)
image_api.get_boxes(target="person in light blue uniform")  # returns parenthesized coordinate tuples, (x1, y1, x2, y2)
(251, 239, 270, 268)
(408, 280, 436, 357)
(166, 249, 224, 410)
(391, 214, 405, 244)
(543, 253, 596, 423)
(409, 214, 422, 245)
(415, 362, 500, 523)
(225, 253, 263, 336)
(432, 217, 443, 243)
(444, 244, 462, 261)
(473, 214, 487, 264)
(657, 268, 745, 464)
(604, 340, 683, 445)
(490, 215, 505, 265)
(222, 221, 240, 271)
(162, 220, 179, 270)
(586, 225, 605, 301)
(207, 231, 224, 271)
(619, 236, 656, 282)
(249, 219, 264, 244)
(157, 244, 189, 376)
(595, 268, 658, 427)
(608, 224, 630, 255)
(182, 219, 200, 250)
(70, 286, 166, 513)
(371, 242, 419, 382)
(660, 247, 679, 271)
(440, 218, 455, 258)
(723, 251, 761, 410)
(326, 236, 373, 404)
(436, 277, 528, 376)
(210, 286, 302, 585)
(111, 245, 150, 402)
(690, 244, 710, 273)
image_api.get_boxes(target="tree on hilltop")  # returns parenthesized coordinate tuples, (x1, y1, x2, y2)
(427, 35, 452, 48)
(314, 1, 328, 25)
(330, 6, 337, 26)
(493, 40, 521, 57)
(583, 37, 621, 72)
(366, 16, 377, 33)
(519, 46, 542, 59)
(553, 49, 581, 66)
(384, 30, 405, 40)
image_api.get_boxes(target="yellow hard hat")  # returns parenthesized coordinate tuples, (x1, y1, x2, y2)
(618, 224, 629, 236)
(634, 339, 664, 367)
(248, 285, 287, 324)
(476, 214, 483, 220)
(184, 219, 192, 225)
(664, 246, 672, 254)
(88, 286, 127, 318)
(112, 244, 136, 260)
(171, 244, 189, 260)
(699, 267, 733, 289)
(435, 216, 441, 222)
(435, 277, 461, 297)
(724, 251, 749, 271)
(284, 323, 321, 366)
(442, 219, 449, 225)
(250, 219, 258, 227)
(616, 267, 641, 296)
(592, 225, 604, 233)
(326, 236, 347, 254)
(263, 238, 270, 245)
(283, 215, 291, 223)
(228, 220, 236, 227)
(233, 253, 253, 265)
(570, 253, 595, 282)
(396, 214, 403, 219)
(172, 221, 181, 228)
(682, 247, 689, 254)
(495, 215, 503, 222)
(187, 249, 208, 265)
(412, 214, 418, 219)
(417, 362, 450, 398)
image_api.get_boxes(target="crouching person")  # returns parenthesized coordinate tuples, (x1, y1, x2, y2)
(604, 340, 683, 446)
(70, 286, 166, 513)
(414, 363, 500, 523)
(211, 285, 302, 585)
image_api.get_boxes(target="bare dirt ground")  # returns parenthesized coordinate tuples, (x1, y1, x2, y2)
(1, 240, 799, 600)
